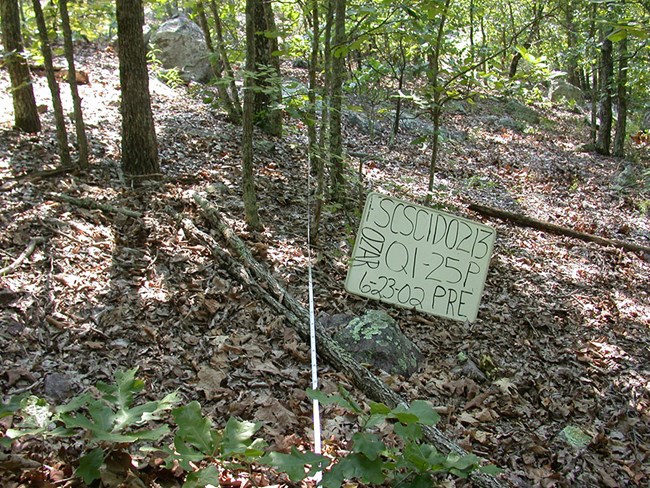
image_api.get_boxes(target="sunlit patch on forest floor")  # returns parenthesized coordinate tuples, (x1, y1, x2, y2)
(1, 45, 649, 486)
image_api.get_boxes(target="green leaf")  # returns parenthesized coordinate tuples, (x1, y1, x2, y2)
(170, 437, 207, 471)
(368, 401, 391, 415)
(221, 417, 262, 457)
(405, 400, 440, 426)
(173, 402, 215, 455)
(76, 448, 105, 484)
(351, 432, 385, 461)
(479, 464, 504, 475)
(55, 393, 92, 414)
(263, 447, 329, 481)
(87, 399, 116, 433)
(324, 453, 384, 487)
(393, 422, 423, 443)
(306, 388, 361, 413)
(0, 395, 26, 418)
(183, 465, 220, 488)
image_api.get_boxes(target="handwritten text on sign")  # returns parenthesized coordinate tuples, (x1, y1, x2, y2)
(345, 193, 496, 322)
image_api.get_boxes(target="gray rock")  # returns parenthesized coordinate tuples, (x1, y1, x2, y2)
(333, 310, 422, 377)
(151, 15, 213, 83)
(44, 373, 74, 403)
(549, 79, 584, 104)
(504, 100, 540, 124)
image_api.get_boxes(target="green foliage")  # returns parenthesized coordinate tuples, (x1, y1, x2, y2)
(147, 48, 185, 88)
(2, 371, 500, 487)
(282, 387, 501, 486)
(3, 368, 179, 484)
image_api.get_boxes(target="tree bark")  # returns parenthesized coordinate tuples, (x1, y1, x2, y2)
(613, 37, 628, 158)
(0, 0, 41, 132)
(468, 203, 650, 255)
(209, 0, 242, 114)
(328, 0, 346, 199)
(31, 0, 70, 165)
(189, 193, 508, 488)
(242, 0, 262, 230)
(250, 0, 282, 136)
(59, 0, 89, 168)
(196, 0, 241, 123)
(508, 2, 543, 79)
(596, 36, 613, 155)
(115, 0, 160, 181)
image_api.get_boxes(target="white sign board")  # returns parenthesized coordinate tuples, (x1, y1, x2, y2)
(345, 193, 496, 322)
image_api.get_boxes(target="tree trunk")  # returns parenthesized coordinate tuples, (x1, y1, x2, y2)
(116, 0, 160, 181)
(242, 0, 262, 231)
(31, 0, 70, 165)
(425, 0, 450, 204)
(564, 0, 580, 86)
(613, 37, 628, 158)
(0, 0, 41, 132)
(596, 36, 613, 155)
(196, 0, 241, 123)
(508, 3, 543, 79)
(308, 0, 324, 244)
(328, 0, 346, 200)
(251, 0, 282, 136)
(208, 0, 243, 117)
(588, 2, 598, 145)
(59, 0, 89, 168)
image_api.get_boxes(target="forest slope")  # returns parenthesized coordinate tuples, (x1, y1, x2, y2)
(1, 45, 649, 486)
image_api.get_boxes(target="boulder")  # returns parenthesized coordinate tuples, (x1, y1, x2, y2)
(504, 100, 540, 125)
(549, 79, 584, 104)
(332, 310, 422, 377)
(151, 15, 213, 83)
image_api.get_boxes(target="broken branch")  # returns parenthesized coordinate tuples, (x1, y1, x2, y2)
(468, 203, 650, 255)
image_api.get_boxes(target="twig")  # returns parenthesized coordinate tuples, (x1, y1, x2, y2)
(0, 237, 46, 276)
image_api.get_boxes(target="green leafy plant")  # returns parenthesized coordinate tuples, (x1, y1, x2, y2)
(263, 387, 501, 487)
(3, 368, 178, 484)
(153, 401, 268, 486)
(2, 372, 501, 487)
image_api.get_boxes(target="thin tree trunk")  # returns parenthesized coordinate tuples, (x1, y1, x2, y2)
(564, 0, 579, 86)
(116, 0, 160, 181)
(242, 0, 262, 230)
(596, 36, 613, 155)
(0, 0, 41, 132)
(425, 0, 450, 204)
(328, 0, 346, 200)
(59, 0, 89, 168)
(32, 0, 70, 165)
(250, 0, 282, 136)
(508, 3, 543, 79)
(196, 0, 240, 123)
(318, 0, 333, 161)
(613, 37, 628, 157)
(209, 0, 242, 114)
(308, 0, 324, 244)
(589, 3, 598, 145)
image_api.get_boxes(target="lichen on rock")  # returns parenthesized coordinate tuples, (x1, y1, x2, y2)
(333, 310, 422, 377)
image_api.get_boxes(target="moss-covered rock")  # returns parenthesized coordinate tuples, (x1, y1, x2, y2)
(332, 310, 422, 377)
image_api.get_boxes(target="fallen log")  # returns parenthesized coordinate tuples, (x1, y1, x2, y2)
(190, 193, 508, 488)
(47, 192, 142, 218)
(468, 202, 650, 255)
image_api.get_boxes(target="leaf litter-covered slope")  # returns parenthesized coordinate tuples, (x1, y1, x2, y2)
(0, 46, 649, 486)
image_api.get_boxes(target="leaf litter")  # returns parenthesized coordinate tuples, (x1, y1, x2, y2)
(0, 46, 649, 486)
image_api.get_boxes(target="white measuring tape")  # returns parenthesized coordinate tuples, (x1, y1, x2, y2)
(306, 147, 323, 466)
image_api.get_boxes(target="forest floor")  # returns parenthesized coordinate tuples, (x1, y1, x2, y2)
(1, 45, 649, 487)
